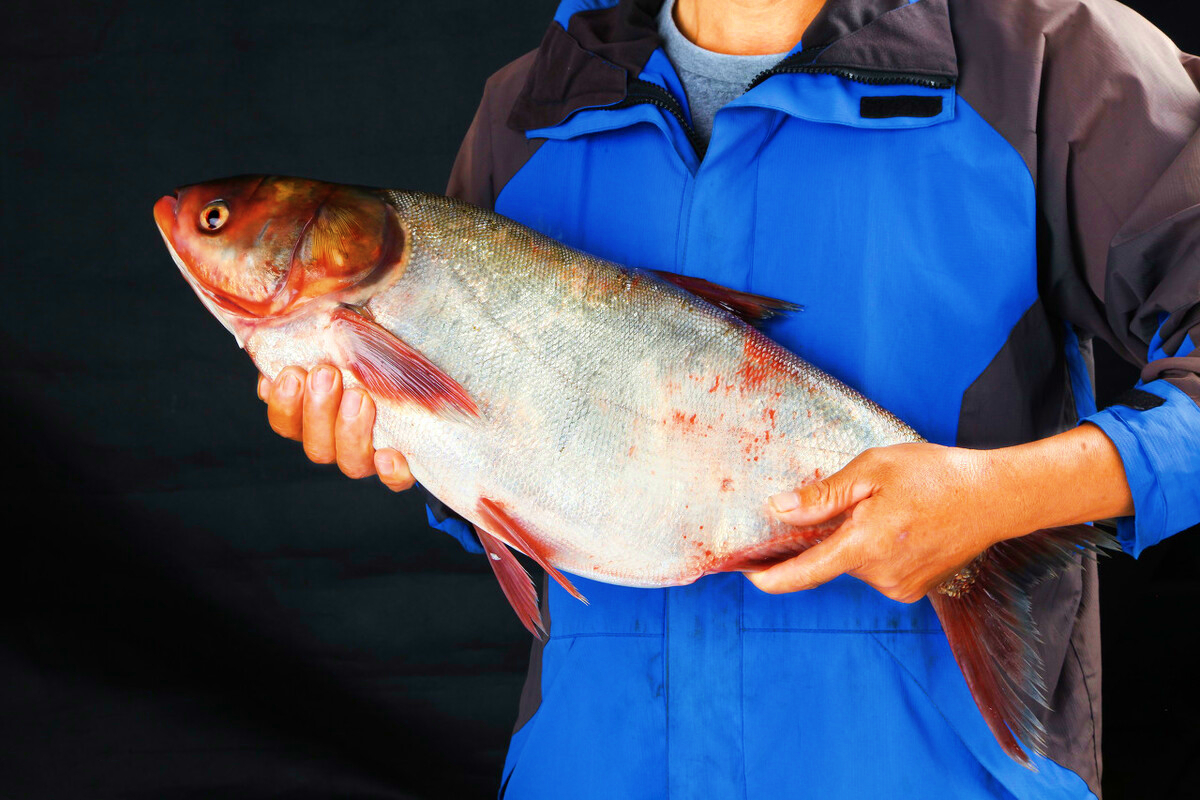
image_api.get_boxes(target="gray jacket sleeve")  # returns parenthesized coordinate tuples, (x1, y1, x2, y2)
(1036, 0, 1200, 555)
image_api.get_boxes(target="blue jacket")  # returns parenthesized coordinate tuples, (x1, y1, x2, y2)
(426, 1, 1200, 796)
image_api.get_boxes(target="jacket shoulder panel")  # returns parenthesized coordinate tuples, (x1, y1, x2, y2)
(446, 49, 544, 209)
(951, 0, 1194, 180)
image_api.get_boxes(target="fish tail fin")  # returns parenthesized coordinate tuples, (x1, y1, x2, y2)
(929, 524, 1117, 768)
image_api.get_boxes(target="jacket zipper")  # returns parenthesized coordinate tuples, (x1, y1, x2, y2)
(607, 58, 956, 157)
(747, 64, 955, 91)
(609, 78, 707, 156)
(747, 47, 955, 91)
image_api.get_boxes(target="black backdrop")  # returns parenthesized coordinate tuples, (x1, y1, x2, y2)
(2, 1, 1197, 797)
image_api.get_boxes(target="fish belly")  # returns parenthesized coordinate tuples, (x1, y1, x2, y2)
(348, 194, 921, 586)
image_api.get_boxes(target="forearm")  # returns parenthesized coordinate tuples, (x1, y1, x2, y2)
(982, 423, 1134, 542)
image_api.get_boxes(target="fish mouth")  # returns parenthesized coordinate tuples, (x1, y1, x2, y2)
(154, 192, 252, 349)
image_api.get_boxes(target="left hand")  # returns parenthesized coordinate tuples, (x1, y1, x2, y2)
(747, 443, 1009, 602)
(747, 425, 1134, 601)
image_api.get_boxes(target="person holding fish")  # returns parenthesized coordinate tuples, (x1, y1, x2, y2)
(233, 0, 1199, 797)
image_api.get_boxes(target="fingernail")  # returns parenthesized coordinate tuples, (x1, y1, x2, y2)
(280, 374, 301, 397)
(341, 390, 362, 418)
(312, 367, 334, 392)
(375, 452, 393, 477)
(769, 491, 799, 513)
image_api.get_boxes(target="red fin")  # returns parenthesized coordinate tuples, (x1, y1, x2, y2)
(715, 517, 845, 573)
(332, 306, 479, 420)
(929, 524, 1118, 768)
(477, 498, 587, 605)
(650, 270, 801, 326)
(473, 524, 546, 639)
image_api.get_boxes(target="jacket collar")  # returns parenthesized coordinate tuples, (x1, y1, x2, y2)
(508, 0, 958, 132)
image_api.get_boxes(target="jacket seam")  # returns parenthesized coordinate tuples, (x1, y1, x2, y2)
(813, 0, 951, 65)
(1069, 637, 1102, 784)
(547, 632, 662, 639)
(739, 579, 749, 800)
(743, 627, 943, 634)
(866, 631, 1025, 797)
(663, 587, 671, 799)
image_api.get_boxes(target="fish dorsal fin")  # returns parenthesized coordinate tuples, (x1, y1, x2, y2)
(473, 524, 546, 639)
(649, 270, 801, 326)
(331, 306, 479, 421)
(477, 498, 587, 605)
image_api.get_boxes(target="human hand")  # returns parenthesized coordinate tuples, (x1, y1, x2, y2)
(257, 365, 415, 491)
(747, 425, 1133, 601)
(747, 444, 1007, 602)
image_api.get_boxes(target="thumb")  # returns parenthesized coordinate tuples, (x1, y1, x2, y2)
(747, 523, 861, 594)
(767, 468, 874, 527)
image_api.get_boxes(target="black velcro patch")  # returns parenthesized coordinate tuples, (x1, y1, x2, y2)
(860, 95, 943, 119)
(1109, 388, 1167, 412)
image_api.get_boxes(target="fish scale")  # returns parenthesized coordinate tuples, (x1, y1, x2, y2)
(155, 175, 1112, 766)
(356, 190, 917, 585)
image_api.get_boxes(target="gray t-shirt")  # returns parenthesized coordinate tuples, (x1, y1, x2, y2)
(656, 0, 791, 146)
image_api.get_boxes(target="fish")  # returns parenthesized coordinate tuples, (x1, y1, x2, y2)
(154, 174, 1109, 767)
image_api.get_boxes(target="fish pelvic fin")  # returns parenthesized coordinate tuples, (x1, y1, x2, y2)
(473, 524, 546, 639)
(713, 517, 845, 573)
(929, 524, 1118, 768)
(649, 270, 802, 327)
(331, 305, 479, 421)
(472, 498, 588, 639)
(477, 498, 587, 605)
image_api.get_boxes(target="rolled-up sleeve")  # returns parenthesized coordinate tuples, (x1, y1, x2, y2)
(1086, 378, 1200, 556)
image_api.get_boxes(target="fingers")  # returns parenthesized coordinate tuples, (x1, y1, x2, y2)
(747, 524, 864, 594)
(301, 366, 341, 464)
(767, 458, 877, 528)
(334, 388, 378, 479)
(374, 449, 415, 491)
(259, 368, 414, 491)
(265, 367, 307, 440)
(334, 389, 414, 490)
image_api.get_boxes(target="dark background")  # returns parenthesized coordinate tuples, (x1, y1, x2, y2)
(1, 1, 1197, 797)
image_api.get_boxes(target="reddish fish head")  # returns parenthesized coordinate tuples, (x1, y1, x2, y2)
(153, 175, 404, 343)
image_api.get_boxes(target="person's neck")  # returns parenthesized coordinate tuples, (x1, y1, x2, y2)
(672, 0, 827, 55)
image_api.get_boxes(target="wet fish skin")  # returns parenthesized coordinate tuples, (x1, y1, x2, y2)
(158, 175, 915, 585)
(154, 175, 1108, 767)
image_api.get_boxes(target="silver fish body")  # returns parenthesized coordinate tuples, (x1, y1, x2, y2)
(247, 191, 921, 585)
(158, 176, 1112, 765)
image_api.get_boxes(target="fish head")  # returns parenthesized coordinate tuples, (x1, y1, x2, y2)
(153, 175, 405, 345)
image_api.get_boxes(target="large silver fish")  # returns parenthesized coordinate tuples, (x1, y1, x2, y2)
(154, 174, 1105, 766)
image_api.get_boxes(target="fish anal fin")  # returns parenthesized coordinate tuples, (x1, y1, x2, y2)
(715, 517, 844, 573)
(331, 306, 479, 421)
(650, 270, 801, 326)
(929, 524, 1118, 768)
(477, 498, 587, 605)
(473, 525, 545, 639)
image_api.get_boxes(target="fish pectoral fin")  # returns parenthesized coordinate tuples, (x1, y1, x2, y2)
(477, 498, 587, 605)
(473, 525, 546, 639)
(331, 306, 479, 421)
(649, 270, 802, 326)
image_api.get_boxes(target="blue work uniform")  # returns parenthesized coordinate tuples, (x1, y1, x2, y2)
(424, 1, 1200, 796)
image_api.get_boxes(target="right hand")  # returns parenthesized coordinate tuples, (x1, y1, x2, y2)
(258, 365, 415, 491)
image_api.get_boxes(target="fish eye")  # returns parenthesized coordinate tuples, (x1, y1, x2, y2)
(199, 201, 230, 232)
